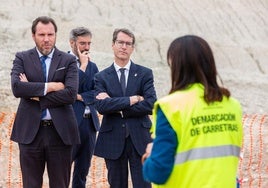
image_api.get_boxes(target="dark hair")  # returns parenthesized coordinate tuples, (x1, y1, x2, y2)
(69, 27, 92, 41)
(31, 16, 57, 34)
(167, 35, 230, 103)
(112, 28, 135, 45)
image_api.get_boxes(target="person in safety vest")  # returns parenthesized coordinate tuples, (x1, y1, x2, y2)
(142, 35, 243, 188)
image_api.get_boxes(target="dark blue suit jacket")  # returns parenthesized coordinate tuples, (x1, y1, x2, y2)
(10, 47, 80, 145)
(94, 62, 157, 159)
(72, 61, 100, 131)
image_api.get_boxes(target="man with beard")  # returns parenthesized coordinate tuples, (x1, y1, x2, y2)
(10, 16, 79, 188)
(68, 27, 100, 188)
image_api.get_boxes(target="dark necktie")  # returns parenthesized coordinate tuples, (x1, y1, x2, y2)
(119, 68, 126, 96)
(119, 68, 129, 137)
(40, 55, 48, 118)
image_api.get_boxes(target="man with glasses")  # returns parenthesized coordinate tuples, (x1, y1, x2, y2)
(94, 28, 157, 188)
(68, 27, 100, 188)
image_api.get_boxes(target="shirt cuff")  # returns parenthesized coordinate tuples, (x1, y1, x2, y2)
(44, 83, 48, 95)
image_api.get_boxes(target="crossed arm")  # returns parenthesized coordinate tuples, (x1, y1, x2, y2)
(96, 92, 144, 106)
(19, 73, 64, 101)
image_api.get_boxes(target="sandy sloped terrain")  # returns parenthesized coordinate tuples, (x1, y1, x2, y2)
(0, 0, 267, 187)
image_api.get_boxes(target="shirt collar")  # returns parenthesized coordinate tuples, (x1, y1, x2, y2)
(69, 50, 78, 60)
(113, 60, 131, 72)
(36, 47, 55, 59)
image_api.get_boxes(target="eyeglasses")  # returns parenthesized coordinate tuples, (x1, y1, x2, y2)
(115, 40, 133, 48)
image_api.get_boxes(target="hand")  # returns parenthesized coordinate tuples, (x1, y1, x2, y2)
(47, 82, 64, 93)
(138, 95, 144, 102)
(145, 142, 153, 154)
(19, 73, 28, 82)
(130, 95, 144, 106)
(78, 48, 90, 72)
(77, 94, 83, 101)
(30, 97, 40, 101)
(96, 92, 110, 100)
(142, 142, 153, 164)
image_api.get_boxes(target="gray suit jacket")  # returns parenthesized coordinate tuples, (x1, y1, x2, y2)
(94, 62, 157, 159)
(10, 47, 80, 145)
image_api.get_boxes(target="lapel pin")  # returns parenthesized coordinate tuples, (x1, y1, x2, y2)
(134, 73, 137, 77)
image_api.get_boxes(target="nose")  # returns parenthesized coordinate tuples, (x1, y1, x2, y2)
(84, 43, 91, 50)
(44, 35, 50, 41)
(121, 42, 128, 47)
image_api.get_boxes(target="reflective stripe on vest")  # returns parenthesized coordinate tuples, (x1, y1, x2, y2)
(175, 145, 240, 165)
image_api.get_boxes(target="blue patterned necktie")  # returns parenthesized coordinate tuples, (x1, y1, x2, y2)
(119, 68, 126, 96)
(40, 55, 48, 118)
(40, 56, 48, 81)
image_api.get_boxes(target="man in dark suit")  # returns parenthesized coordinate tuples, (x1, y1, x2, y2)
(68, 27, 100, 188)
(94, 28, 157, 188)
(10, 16, 80, 188)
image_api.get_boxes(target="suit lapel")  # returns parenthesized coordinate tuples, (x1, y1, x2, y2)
(107, 65, 123, 96)
(30, 48, 45, 81)
(48, 48, 61, 81)
(126, 62, 138, 96)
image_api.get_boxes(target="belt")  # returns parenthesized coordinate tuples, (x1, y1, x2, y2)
(40, 120, 53, 127)
(83, 113, 91, 118)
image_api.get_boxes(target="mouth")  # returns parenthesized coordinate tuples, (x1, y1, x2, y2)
(42, 44, 53, 55)
(82, 51, 90, 54)
(44, 45, 52, 49)
(119, 51, 127, 55)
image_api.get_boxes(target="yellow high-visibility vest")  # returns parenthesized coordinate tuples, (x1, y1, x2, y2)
(151, 83, 243, 188)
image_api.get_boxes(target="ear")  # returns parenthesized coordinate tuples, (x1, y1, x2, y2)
(70, 40, 75, 48)
(112, 42, 115, 49)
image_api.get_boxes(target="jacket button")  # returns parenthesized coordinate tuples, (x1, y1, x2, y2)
(122, 124, 125, 127)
